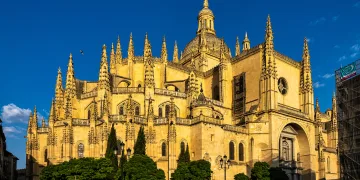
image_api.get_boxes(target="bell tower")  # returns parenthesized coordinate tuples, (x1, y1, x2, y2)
(197, 0, 215, 35)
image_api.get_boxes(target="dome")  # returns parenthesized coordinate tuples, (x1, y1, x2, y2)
(199, 8, 214, 17)
(182, 33, 230, 59)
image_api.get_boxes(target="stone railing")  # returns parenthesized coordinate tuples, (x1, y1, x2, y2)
(317, 113, 331, 121)
(205, 98, 224, 107)
(154, 117, 168, 125)
(192, 115, 223, 125)
(192, 101, 212, 107)
(72, 119, 90, 126)
(223, 125, 247, 134)
(134, 116, 147, 125)
(113, 87, 145, 94)
(81, 91, 97, 99)
(278, 104, 307, 118)
(154, 88, 187, 98)
(176, 118, 192, 125)
(37, 127, 49, 133)
(109, 115, 126, 122)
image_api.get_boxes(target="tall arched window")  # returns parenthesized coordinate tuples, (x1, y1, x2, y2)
(282, 141, 289, 161)
(213, 86, 220, 100)
(180, 142, 185, 152)
(138, 84, 142, 88)
(158, 108, 163, 117)
(327, 156, 331, 172)
(161, 142, 167, 157)
(135, 106, 140, 116)
(88, 110, 91, 119)
(44, 149, 48, 163)
(229, 142, 235, 160)
(119, 106, 124, 115)
(78, 143, 84, 158)
(239, 143, 244, 161)
(61, 144, 64, 158)
(165, 105, 170, 117)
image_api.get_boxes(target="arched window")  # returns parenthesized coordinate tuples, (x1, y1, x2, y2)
(180, 142, 185, 153)
(159, 108, 163, 117)
(327, 156, 331, 172)
(138, 84, 142, 88)
(61, 144, 64, 158)
(165, 105, 170, 117)
(78, 143, 84, 158)
(119, 106, 124, 115)
(213, 86, 220, 100)
(282, 141, 289, 161)
(88, 110, 91, 119)
(44, 149, 48, 163)
(161, 142, 167, 157)
(135, 106, 140, 116)
(239, 143, 244, 161)
(229, 142, 235, 160)
(239, 76, 244, 93)
(216, 116, 220, 119)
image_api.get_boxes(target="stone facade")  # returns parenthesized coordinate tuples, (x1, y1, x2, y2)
(26, 0, 340, 179)
(1, 119, 19, 180)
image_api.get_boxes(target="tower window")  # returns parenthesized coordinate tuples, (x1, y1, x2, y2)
(88, 110, 91, 119)
(239, 143, 244, 161)
(138, 84, 142, 88)
(135, 106, 140, 116)
(161, 142, 166, 157)
(213, 86, 220, 101)
(165, 105, 170, 117)
(78, 143, 84, 158)
(159, 107, 163, 117)
(229, 142, 235, 160)
(44, 149, 48, 163)
(119, 106, 124, 115)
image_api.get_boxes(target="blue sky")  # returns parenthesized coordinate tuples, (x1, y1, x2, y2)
(0, 0, 359, 169)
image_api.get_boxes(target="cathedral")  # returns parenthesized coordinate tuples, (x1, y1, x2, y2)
(26, 0, 340, 179)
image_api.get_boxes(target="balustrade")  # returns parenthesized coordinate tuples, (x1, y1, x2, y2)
(72, 119, 90, 126)
(154, 88, 187, 98)
(113, 87, 145, 94)
(81, 91, 97, 99)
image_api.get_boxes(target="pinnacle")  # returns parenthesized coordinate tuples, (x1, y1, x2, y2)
(58, 67, 61, 74)
(204, 0, 209, 8)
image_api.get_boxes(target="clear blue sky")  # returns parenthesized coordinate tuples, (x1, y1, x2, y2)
(0, 0, 359, 169)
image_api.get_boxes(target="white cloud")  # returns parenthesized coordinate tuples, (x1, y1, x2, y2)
(338, 55, 346, 61)
(351, 52, 359, 58)
(3, 126, 26, 139)
(321, 74, 335, 79)
(351, 44, 360, 52)
(334, 45, 340, 49)
(354, 1, 360, 7)
(313, 82, 325, 88)
(332, 16, 339, 21)
(1, 104, 31, 123)
(309, 17, 326, 26)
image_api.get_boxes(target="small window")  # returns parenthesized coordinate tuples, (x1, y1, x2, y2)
(165, 105, 170, 117)
(327, 156, 331, 173)
(135, 106, 140, 116)
(159, 108, 163, 117)
(119, 106, 124, 115)
(44, 149, 48, 163)
(213, 86, 220, 101)
(229, 142, 235, 160)
(180, 142, 185, 152)
(216, 116, 220, 119)
(78, 143, 84, 158)
(138, 84, 142, 88)
(61, 144, 64, 158)
(239, 143, 244, 161)
(88, 110, 91, 119)
(162, 142, 166, 157)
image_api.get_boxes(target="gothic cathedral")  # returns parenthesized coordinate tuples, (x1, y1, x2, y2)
(26, 0, 339, 179)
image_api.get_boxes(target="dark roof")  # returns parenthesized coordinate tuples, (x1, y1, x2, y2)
(0, 124, 6, 143)
(5, 150, 19, 160)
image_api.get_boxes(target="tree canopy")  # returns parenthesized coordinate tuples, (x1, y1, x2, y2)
(171, 160, 212, 180)
(177, 145, 190, 164)
(40, 158, 114, 180)
(251, 162, 270, 180)
(105, 123, 118, 168)
(269, 167, 289, 180)
(234, 173, 250, 180)
(134, 126, 146, 155)
(123, 154, 165, 180)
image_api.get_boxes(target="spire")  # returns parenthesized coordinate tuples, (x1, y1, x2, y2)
(110, 43, 116, 74)
(235, 36, 241, 56)
(161, 36, 168, 63)
(128, 33, 135, 62)
(116, 35, 123, 63)
(55, 67, 63, 108)
(301, 37, 312, 92)
(65, 53, 76, 98)
(220, 38, 227, 62)
(332, 92, 337, 129)
(144, 33, 155, 88)
(91, 98, 98, 122)
(144, 33, 152, 59)
(265, 15, 273, 44)
(203, 0, 209, 8)
(316, 98, 320, 113)
(49, 99, 56, 122)
(33, 106, 38, 128)
(98, 44, 110, 91)
(173, 41, 179, 63)
(41, 118, 46, 128)
(242, 32, 250, 51)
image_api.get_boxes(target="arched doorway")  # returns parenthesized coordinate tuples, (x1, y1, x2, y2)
(278, 123, 311, 180)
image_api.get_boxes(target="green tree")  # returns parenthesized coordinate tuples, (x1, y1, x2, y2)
(269, 167, 288, 180)
(40, 158, 114, 180)
(235, 173, 250, 180)
(123, 154, 165, 180)
(171, 160, 212, 180)
(183, 145, 190, 163)
(105, 123, 118, 168)
(134, 126, 146, 155)
(251, 162, 270, 180)
(115, 148, 128, 180)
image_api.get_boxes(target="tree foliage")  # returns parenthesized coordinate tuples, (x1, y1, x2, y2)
(235, 173, 250, 180)
(105, 123, 118, 167)
(123, 154, 165, 180)
(40, 158, 114, 180)
(134, 126, 146, 155)
(177, 145, 190, 164)
(172, 160, 212, 180)
(251, 162, 270, 180)
(269, 167, 288, 180)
